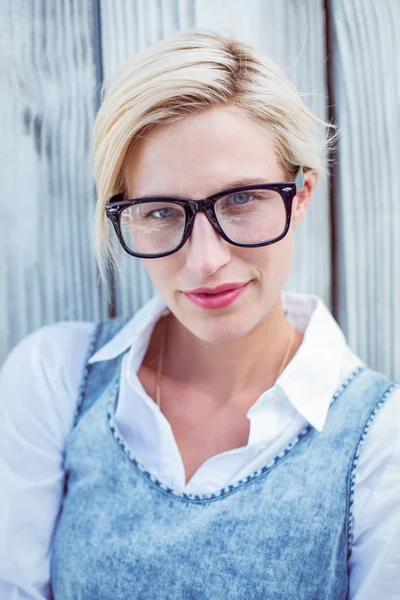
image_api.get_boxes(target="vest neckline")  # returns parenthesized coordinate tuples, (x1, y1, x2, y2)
(106, 366, 365, 504)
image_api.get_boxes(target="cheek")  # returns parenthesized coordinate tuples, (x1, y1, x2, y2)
(143, 256, 181, 298)
(267, 234, 294, 285)
(241, 233, 294, 285)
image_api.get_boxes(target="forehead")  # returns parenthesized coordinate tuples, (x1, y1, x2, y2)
(123, 107, 284, 198)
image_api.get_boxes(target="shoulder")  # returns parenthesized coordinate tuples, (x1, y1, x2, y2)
(348, 382, 400, 596)
(0, 321, 96, 598)
(352, 363, 399, 476)
(355, 379, 400, 479)
(0, 321, 97, 450)
(1, 320, 97, 396)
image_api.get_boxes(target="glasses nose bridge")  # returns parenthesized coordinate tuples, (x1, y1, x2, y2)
(187, 197, 221, 235)
(187, 196, 214, 214)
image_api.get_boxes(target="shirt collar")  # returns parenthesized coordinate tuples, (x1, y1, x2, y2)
(88, 293, 170, 365)
(277, 291, 346, 432)
(88, 290, 346, 433)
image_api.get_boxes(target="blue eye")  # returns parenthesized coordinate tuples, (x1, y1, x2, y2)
(229, 193, 252, 205)
(145, 206, 183, 220)
(152, 207, 175, 219)
(221, 192, 255, 208)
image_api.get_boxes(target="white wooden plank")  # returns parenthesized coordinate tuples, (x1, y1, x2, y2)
(332, 0, 400, 378)
(100, 0, 331, 318)
(0, 0, 107, 364)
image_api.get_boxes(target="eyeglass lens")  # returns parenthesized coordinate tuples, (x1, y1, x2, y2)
(119, 188, 286, 255)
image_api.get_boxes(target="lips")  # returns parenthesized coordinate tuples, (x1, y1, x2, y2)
(182, 281, 250, 310)
(183, 282, 248, 295)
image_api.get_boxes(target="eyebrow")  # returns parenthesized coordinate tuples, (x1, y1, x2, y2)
(136, 177, 276, 200)
(218, 176, 274, 189)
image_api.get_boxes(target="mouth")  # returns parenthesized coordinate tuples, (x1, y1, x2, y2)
(182, 281, 250, 310)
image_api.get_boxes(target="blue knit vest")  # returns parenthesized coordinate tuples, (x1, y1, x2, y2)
(50, 317, 396, 599)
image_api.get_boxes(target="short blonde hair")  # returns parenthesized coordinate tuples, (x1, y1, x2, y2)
(93, 29, 335, 281)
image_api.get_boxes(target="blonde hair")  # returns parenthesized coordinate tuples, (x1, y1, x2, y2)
(93, 29, 335, 282)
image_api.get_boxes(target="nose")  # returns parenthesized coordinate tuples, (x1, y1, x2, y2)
(185, 212, 231, 277)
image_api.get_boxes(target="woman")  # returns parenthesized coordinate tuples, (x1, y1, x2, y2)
(0, 30, 399, 599)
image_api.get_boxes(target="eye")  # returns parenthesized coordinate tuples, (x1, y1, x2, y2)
(219, 191, 258, 211)
(145, 206, 182, 220)
(150, 207, 175, 219)
(227, 192, 253, 206)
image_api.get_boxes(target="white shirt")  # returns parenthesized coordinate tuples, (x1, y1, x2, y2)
(0, 291, 399, 600)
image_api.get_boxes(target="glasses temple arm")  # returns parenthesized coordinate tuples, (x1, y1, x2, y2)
(294, 168, 305, 193)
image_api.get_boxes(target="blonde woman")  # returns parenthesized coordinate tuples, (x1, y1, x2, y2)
(0, 31, 399, 600)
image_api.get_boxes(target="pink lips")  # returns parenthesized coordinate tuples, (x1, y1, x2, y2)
(182, 282, 249, 310)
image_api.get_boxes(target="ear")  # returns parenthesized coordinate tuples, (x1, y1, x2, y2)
(291, 171, 317, 230)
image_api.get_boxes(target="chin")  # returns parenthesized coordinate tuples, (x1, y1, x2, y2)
(188, 311, 257, 345)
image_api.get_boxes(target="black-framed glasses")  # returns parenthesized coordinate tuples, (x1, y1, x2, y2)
(105, 169, 305, 259)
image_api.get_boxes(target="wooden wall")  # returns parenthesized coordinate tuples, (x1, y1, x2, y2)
(1, 0, 399, 380)
(332, 0, 400, 378)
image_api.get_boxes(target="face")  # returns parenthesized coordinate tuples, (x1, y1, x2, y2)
(123, 106, 314, 344)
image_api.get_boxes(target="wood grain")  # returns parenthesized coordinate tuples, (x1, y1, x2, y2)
(0, 0, 108, 362)
(332, 0, 400, 377)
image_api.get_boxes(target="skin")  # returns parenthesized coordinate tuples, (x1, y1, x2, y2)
(122, 106, 316, 479)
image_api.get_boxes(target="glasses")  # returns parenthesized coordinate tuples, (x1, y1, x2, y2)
(105, 169, 304, 259)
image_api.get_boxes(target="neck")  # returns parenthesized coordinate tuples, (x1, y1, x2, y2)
(159, 298, 301, 405)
